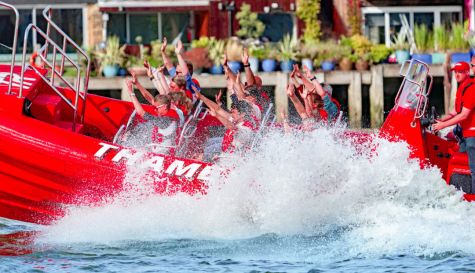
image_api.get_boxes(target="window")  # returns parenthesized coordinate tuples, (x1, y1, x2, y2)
(162, 13, 190, 43)
(130, 14, 158, 44)
(364, 13, 384, 44)
(107, 13, 127, 43)
(106, 12, 192, 44)
(36, 9, 83, 52)
(362, 6, 462, 47)
(258, 13, 293, 42)
(0, 9, 33, 54)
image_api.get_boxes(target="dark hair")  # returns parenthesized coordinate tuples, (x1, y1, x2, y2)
(231, 100, 255, 125)
(245, 86, 260, 98)
(186, 62, 194, 76)
(172, 75, 187, 89)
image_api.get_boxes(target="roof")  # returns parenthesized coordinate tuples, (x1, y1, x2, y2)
(1, 0, 96, 4)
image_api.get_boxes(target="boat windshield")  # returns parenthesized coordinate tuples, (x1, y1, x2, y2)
(396, 61, 428, 110)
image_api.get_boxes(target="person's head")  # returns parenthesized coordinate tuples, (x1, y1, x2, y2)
(471, 55, 475, 75)
(230, 100, 253, 123)
(170, 75, 187, 92)
(153, 94, 171, 115)
(174, 62, 194, 76)
(169, 92, 192, 113)
(451, 62, 470, 83)
(244, 85, 260, 105)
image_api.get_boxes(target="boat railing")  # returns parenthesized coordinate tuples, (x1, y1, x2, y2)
(19, 6, 91, 132)
(20, 25, 83, 131)
(0, 1, 20, 95)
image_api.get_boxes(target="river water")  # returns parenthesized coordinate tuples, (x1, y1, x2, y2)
(2, 127, 475, 272)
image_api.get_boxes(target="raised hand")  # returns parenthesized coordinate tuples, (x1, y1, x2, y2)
(161, 37, 167, 53)
(215, 89, 223, 106)
(241, 48, 249, 65)
(125, 79, 133, 92)
(300, 87, 309, 99)
(293, 63, 302, 78)
(302, 65, 312, 79)
(144, 60, 153, 78)
(175, 40, 184, 55)
(130, 72, 138, 84)
(223, 54, 228, 67)
(286, 83, 295, 97)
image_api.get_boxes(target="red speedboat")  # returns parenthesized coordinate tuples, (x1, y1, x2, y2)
(0, 3, 471, 226)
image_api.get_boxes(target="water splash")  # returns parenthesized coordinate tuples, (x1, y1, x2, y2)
(39, 126, 475, 257)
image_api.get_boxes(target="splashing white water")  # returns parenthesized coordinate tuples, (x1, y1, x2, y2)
(39, 126, 475, 256)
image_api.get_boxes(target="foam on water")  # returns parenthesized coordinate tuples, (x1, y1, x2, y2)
(39, 126, 475, 257)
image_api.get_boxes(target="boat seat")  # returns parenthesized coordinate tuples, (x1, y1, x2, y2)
(29, 94, 65, 124)
(56, 121, 84, 133)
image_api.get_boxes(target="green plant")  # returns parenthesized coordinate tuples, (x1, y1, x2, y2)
(451, 22, 469, 51)
(235, 3, 265, 39)
(296, 0, 321, 43)
(298, 40, 318, 60)
(248, 44, 266, 60)
(191, 36, 212, 49)
(95, 36, 124, 67)
(390, 31, 409, 51)
(349, 34, 373, 58)
(414, 24, 433, 53)
(261, 43, 279, 59)
(278, 34, 298, 61)
(370, 44, 392, 64)
(312, 40, 342, 66)
(208, 39, 225, 66)
(434, 26, 450, 52)
(348, 0, 362, 35)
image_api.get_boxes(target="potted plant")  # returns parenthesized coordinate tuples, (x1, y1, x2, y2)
(95, 35, 123, 78)
(226, 37, 243, 73)
(412, 24, 433, 64)
(235, 3, 265, 42)
(350, 34, 373, 71)
(299, 40, 318, 71)
(261, 43, 278, 72)
(338, 36, 354, 71)
(313, 40, 339, 71)
(248, 43, 265, 73)
(391, 31, 410, 64)
(450, 22, 470, 64)
(433, 26, 449, 64)
(127, 36, 149, 76)
(208, 38, 225, 74)
(183, 36, 213, 74)
(278, 34, 298, 72)
(370, 44, 392, 65)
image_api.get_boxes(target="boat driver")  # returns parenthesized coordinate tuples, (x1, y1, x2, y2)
(433, 61, 475, 193)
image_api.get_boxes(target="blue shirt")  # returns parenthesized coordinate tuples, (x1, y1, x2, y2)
(168, 66, 201, 93)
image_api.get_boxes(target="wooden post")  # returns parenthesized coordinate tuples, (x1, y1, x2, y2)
(348, 71, 362, 128)
(369, 65, 384, 128)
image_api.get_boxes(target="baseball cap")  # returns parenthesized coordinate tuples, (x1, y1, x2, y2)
(450, 62, 470, 72)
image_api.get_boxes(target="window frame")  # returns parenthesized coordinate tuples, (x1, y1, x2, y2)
(361, 6, 462, 46)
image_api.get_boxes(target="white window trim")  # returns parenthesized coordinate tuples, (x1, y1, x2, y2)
(362, 5, 463, 47)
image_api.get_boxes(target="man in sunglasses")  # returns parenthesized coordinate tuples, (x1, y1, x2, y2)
(125, 79, 179, 155)
(434, 61, 475, 193)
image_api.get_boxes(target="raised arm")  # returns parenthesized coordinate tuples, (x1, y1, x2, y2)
(131, 72, 154, 104)
(126, 79, 146, 117)
(242, 48, 256, 86)
(161, 37, 175, 72)
(175, 40, 190, 76)
(155, 66, 170, 94)
(233, 71, 247, 100)
(287, 83, 308, 119)
(223, 54, 237, 82)
(195, 90, 234, 129)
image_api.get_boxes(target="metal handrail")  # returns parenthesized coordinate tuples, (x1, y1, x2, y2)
(42, 6, 91, 123)
(0, 1, 19, 95)
(20, 24, 81, 131)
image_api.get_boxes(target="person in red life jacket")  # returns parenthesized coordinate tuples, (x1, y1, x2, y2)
(125, 79, 178, 155)
(194, 88, 256, 154)
(433, 61, 475, 193)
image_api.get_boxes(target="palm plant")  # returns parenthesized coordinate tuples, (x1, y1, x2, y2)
(278, 34, 298, 61)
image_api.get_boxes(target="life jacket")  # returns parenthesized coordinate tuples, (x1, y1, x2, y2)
(317, 96, 341, 122)
(222, 120, 256, 153)
(148, 108, 180, 155)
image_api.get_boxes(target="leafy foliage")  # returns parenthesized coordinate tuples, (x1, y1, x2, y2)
(296, 0, 321, 43)
(235, 4, 265, 39)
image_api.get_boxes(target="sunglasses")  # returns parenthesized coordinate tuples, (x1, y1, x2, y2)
(471, 63, 475, 67)
(155, 104, 167, 109)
